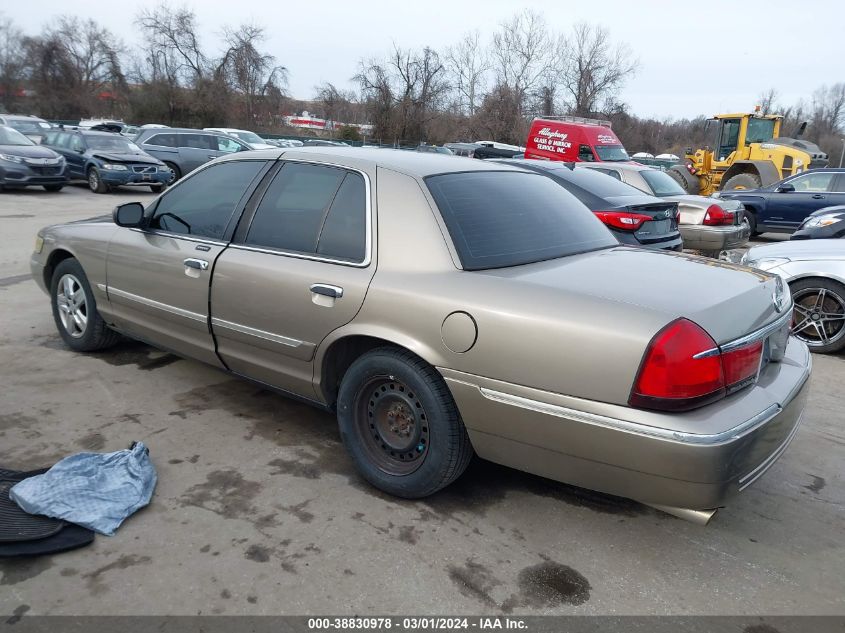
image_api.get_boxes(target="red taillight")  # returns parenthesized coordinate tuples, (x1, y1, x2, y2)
(630, 319, 765, 411)
(721, 341, 763, 390)
(594, 210, 652, 231)
(703, 204, 734, 226)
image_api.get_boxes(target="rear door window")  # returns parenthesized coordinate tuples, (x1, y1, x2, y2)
(245, 163, 346, 255)
(148, 161, 266, 240)
(316, 173, 367, 262)
(426, 171, 616, 270)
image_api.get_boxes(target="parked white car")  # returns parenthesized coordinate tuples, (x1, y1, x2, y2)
(203, 128, 276, 150)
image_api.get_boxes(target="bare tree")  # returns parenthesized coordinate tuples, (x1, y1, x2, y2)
(24, 16, 124, 117)
(758, 88, 779, 114)
(137, 4, 207, 82)
(221, 24, 287, 126)
(446, 30, 489, 116)
(490, 10, 555, 114)
(561, 23, 638, 116)
(0, 15, 25, 111)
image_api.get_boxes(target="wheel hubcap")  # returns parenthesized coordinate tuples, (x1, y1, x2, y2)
(167, 168, 176, 183)
(356, 378, 428, 475)
(791, 287, 845, 347)
(56, 274, 88, 338)
(89, 172, 98, 189)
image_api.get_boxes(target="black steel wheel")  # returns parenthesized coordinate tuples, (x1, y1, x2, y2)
(337, 347, 473, 498)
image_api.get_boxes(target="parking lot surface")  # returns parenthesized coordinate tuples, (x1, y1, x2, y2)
(0, 185, 843, 615)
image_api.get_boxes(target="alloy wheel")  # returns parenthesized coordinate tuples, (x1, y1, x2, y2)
(791, 287, 845, 348)
(55, 274, 88, 338)
(355, 377, 429, 476)
(88, 170, 99, 191)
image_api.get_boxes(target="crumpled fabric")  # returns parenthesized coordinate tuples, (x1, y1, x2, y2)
(10, 442, 156, 536)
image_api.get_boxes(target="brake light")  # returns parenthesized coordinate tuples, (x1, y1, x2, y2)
(721, 341, 763, 390)
(630, 319, 765, 411)
(703, 204, 734, 226)
(594, 210, 652, 231)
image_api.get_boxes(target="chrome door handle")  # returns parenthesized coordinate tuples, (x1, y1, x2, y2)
(811, 194, 825, 199)
(310, 284, 343, 299)
(183, 258, 209, 270)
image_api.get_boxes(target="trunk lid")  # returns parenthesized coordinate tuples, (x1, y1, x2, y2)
(480, 246, 784, 345)
(604, 196, 680, 243)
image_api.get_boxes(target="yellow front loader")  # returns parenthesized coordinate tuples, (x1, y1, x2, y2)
(668, 111, 829, 195)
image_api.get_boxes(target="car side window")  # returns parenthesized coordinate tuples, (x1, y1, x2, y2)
(578, 145, 595, 161)
(788, 172, 835, 192)
(591, 167, 622, 181)
(179, 133, 215, 150)
(148, 161, 265, 240)
(42, 131, 58, 145)
(70, 135, 84, 152)
(316, 173, 367, 262)
(147, 133, 177, 147)
(832, 174, 845, 193)
(216, 136, 243, 153)
(245, 163, 347, 255)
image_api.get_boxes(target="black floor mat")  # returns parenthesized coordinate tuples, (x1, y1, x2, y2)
(0, 467, 95, 557)
(0, 469, 64, 542)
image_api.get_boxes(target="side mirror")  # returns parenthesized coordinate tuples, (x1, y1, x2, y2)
(776, 183, 795, 193)
(113, 202, 145, 227)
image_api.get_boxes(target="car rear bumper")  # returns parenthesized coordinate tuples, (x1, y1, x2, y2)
(440, 336, 811, 511)
(681, 223, 750, 251)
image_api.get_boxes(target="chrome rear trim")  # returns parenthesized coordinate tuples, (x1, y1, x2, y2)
(693, 311, 792, 359)
(107, 286, 206, 323)
(210, 317, 303, 348)
(476, 385, 781, 445)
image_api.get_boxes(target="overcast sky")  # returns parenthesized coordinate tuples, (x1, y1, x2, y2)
(12, 0, 845, 119)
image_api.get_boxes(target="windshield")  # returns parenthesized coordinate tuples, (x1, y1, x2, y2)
(426, 171, 616, 270)
(746, 118, 776, 144)
(0, 126, 35, 146)
(233, 131, 264, 144)
(594, 145, 629, 162)
(8, 120, 51, 134)
(86, 136, 141, 152)
(640, 169, 686, 196)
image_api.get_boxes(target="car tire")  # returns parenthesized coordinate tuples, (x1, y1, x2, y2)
(722, 172, 762, 191)
(87, 167, 109, 194)
(164, 162, 181, 184)
(789, 278, 845, 354)
(742, 209, 760, 236)
(50, 258, 121, 352)
(337, 346, 473, 498)
(667, 165, 700, 194)
(43, 185, 64, 192)
(150, 184, 166, 194)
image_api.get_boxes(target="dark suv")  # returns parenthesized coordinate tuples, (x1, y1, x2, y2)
(42, 129, 170, 193)
(133, 128, 252, 183)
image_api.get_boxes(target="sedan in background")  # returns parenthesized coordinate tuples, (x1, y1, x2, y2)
(31, 148, 808, 522)
(579, 162, 748, 256)
(42, 129, 170, 193)
(0, 125, 67, 191)
(0, 114, 54, 144)
(500, 159, 683, 250)
(743, 240, 845, 353)
(204, 128, 277, 150)
(791, 205, 845, 240)
(718, 168, 845, 235)
(134, 128, 251, 183)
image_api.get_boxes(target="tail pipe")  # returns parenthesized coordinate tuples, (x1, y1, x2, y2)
(647, 504, 718, 525)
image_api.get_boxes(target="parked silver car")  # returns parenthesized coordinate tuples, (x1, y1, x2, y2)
(30, 148, 809, 523)
(743, 239, 845, 353)
(578, 162, 749, 255)
(134, 128, 252, 183)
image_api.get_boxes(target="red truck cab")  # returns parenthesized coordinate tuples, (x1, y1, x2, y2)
(525, 116, 631, 163)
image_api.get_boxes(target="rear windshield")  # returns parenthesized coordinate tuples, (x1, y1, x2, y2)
(594, 145, 629, 162)
(640, 169, 686, 197)
(426, 171, 616, 270)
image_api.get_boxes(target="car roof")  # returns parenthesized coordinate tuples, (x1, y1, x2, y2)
(580, 162, 652, 173)
(217, 146, 530, 177)
(75, 129, 127, 137)
(1, 114, 48, 121)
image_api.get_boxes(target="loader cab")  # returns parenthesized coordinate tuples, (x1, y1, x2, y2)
(710, 114, 782, 163)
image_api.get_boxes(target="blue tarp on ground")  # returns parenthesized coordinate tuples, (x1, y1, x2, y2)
(9, 442, 156, 536)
